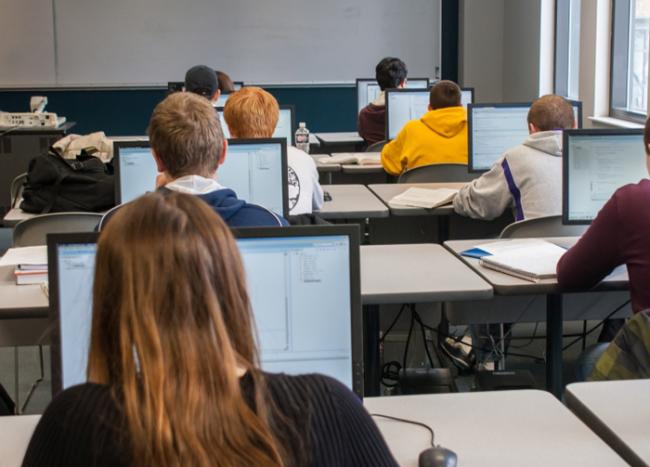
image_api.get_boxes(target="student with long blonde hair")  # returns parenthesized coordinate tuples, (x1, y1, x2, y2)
(23, 192, 396, 467)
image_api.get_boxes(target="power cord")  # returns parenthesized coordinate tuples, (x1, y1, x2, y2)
(561, 300, 630, 351)
(371, 413, 435, 448)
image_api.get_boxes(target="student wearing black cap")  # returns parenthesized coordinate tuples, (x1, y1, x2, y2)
(184, 64, 221, 105)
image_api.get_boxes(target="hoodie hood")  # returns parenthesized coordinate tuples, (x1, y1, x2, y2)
(420, 107, 467, 138)
(197, 188, 247, 221)
(523, 130, 563, 157)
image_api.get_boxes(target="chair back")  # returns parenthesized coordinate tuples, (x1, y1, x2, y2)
(13, 212, 103, 247)
(398, 163, 476, 183)
(499, 215, 588, 239)
(10, 173, 27, 209)
(366, 140, 388, 152)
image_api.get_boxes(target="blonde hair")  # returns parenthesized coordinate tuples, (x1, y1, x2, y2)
(87, 192, 300, 467)
(223, 87, 279, 138)
(527, 95, 575, 131)
(147, 92, 224, 178)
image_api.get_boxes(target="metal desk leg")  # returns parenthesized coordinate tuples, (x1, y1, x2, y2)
(363, 304, 381, 397)
(546, 294, 563, 398)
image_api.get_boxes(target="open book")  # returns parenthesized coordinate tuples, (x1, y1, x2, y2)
(321, 152, 382, 165)
(477, 240, 567, 282)
(389, 187, 459, 209)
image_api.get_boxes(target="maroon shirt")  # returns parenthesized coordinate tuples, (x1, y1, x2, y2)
(557, 179, 650, 313)
(358, 103, 386, 146)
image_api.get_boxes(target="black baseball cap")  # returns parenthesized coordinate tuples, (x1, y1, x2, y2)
(184, 65, 219, 99)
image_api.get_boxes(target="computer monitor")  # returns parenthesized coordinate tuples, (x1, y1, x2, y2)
(167, 81, 184, 95)
(217, 105, 295, 145)
(356, 77, 430, 113)
(234, 225, 362, 396)
(113, 141, 158, 204)
(216, 93, 230, 107)
(232, 81, 244, 91)
(48, 225, 362, 396)
(385, 87, 476, 140)
(468, 100, 583, 172)
(221, 138, 289, 217)
(563, 129, 646, 225)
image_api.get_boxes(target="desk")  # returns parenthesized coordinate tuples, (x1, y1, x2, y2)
(318, 185, 388, 220)
(368, 183, 466, 216)
(360, 244, 492, 395)
(315, 132, 364, 145)
(3, 209, 37, 227)
(445, 238, 629, 397)
(566, 379, 650, 467)
(364, 390, 625, 467)
(0, 415, 40, 467)
(0, 266, 48, 320)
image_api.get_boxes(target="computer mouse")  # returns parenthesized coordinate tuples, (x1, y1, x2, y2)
(418, 446, 458, 467)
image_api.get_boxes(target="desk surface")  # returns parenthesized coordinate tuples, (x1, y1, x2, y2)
(566, 379, 650, 467)
(0, 266, 48, 319)
(315, 132, 364, 144)
(445, 238, 629, 295)
(311, 154, 341, 173)
(364, 390, 625, 467)
(368, 183, 466, 216)
(3, 208, 37, 227)
(360, 244, 492, 304)
(0, 415, 39, 467)
(318, 185, 388, 220)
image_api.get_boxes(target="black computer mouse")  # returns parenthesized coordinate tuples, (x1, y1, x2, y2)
(418, 446, 458, 467)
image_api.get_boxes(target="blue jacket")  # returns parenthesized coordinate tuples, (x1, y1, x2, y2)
(99, 187, 287, 230)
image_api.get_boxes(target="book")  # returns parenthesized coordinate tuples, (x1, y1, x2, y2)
(0, 246, 47, 268)
(389, 187, 459, 209)
(15, 269, 48, 285)
(477, 240, 567, 282)
(321, 152, 382, 165)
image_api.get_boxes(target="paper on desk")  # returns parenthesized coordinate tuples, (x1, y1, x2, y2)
(323, 153, 382, 165)
(0, 246, 47, 267)
(389, 187, 458, 209)
(479, 241, 567, 282)
(474, 239, 563, 256)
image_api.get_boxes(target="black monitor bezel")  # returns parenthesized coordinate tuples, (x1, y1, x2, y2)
(167, 81, 184, 94)
(48, 232, 100, 396)
(355, 77, 431, 113)
(562, 128, 643, 225)
(232, 81, 244, 91)
(113, 140, 154, 205)
(233, 224, 363, 397)
(225, 137, 290, 218)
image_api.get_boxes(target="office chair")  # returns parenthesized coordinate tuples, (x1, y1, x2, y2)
(9, 173, 27, 209)
(398, 163, 477, 183)
(366, 140, 388, 152)
(499, 215, 588, 239)
(13, 212, 103, 247)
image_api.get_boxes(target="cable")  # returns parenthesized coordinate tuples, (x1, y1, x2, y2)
(371, 413, 435, 448)
(0, 126, 19, 137)
(379, 304, 407, 343)
(402, 310, 416, 369)
(509, 321, 540, 349)
(561, 300, 630, 352)
(412, 304, 436, 368)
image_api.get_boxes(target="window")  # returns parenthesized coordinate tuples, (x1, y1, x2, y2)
(555, 0, 582, 99)
(611, 0, 650, 121)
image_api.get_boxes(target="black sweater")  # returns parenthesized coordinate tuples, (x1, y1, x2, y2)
(22, 372, 397, 466)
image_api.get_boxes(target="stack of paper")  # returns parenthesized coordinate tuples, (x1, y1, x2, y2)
(389, 187, 459, 209)
(322, 153, 382, 165)
(0, 246, 48, 285)
(475, 240, 567, 282)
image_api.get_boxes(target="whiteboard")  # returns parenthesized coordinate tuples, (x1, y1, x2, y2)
(1, 0, 440, 86)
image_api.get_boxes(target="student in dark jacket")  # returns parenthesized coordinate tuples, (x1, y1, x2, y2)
(557, 116, 650, 314)
(23, 192, 396, 467)
(100, 92, 286, 229)
(357, 57, 408, 146)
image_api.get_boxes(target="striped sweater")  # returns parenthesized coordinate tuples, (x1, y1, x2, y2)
(453, 130, 563, 221)
(22, 373, 397, 467)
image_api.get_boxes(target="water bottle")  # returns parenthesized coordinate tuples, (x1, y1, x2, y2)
(295, 122, 310, 154)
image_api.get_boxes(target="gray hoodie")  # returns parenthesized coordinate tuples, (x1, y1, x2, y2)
(453, 130, 563, 221)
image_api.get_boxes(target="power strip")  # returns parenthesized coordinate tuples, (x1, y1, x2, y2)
(0, 112, 65, 129)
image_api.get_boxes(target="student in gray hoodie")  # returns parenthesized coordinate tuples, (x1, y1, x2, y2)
(453, 95, 576, 221)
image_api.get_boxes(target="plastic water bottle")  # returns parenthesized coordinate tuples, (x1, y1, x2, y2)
(295, 122, 310, 154)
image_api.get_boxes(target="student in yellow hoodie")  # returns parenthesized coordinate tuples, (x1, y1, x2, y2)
(381, 80, 468, 176)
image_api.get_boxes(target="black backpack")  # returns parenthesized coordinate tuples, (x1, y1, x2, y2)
(20, 148, 116, 214)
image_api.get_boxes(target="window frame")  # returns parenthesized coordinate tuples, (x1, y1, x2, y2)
(554, 0, 581, 99)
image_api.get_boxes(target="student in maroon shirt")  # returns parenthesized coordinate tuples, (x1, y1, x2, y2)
(357, 57, 407, 146)
(557, 117, 650, 315)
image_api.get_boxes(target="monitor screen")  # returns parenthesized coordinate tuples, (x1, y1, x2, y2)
(356, 78, 430, 113)
(51, 239, 97, 391)
(49, 227, 361, 396)
(385, 88, 475, 140)
(237, 234, 354, 388)
(216, 93, 230, 107)
(218, 107, 294, 145)
(220, 139, 288, 217)
(232, 81, 244, 91)
(114, 143, 158, 204)
(564, 130, 646, 224)
(469, 102, 583, 172)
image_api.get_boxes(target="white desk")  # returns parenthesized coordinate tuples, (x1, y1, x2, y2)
(3, 209, 37, 227)
(566, 379, 650, 467)
(0, 266, 48, 320)
(364, 390, 625, 467)
(368, 183, 466, 216)
(315, 132, 364, 145)
(318, 185, 388, 220)
(0, 415, 40, 467)
(445, 238, 630, 398)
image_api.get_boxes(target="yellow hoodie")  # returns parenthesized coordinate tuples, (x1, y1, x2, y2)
(380, 106, 468, 176)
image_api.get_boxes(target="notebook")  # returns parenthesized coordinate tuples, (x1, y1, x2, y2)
(477, 240, 567, 282)
(389, 187, 459, 209)
(321, 153, 381, 166)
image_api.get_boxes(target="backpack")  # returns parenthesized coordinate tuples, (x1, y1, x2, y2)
(20, 148, 116, 214)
